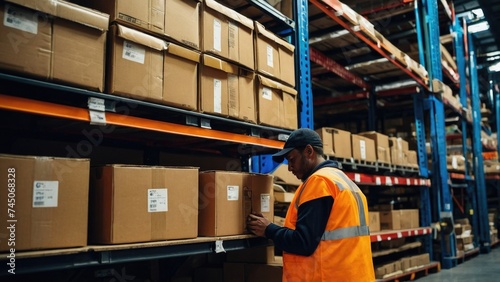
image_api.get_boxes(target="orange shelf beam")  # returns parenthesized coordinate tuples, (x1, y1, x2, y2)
(0, 94, 285, 149)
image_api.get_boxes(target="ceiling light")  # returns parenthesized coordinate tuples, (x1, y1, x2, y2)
(468, 21, 489, 33)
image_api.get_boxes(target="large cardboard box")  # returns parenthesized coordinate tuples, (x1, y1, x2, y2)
(256, 75, 297, 129)
(198, 171, 273, 236)
(351, 134, 377, 162)
(163, 41, 200, 110)
(200, 54, 256, 122)
(107, 24, 166, 102)
(316, 127, 353, 159)
(202, 0, 254, 69)
(389, 137, 408, 166)
(0, 154, 90, 251)
(90, 165, 199, 244)
(165, 0, 200, 49)
(359, 131, 391, 164)
(369, 211, 381, 232)
(1, 0, 108, 91)
(399, 209, 419, 229)
(254, 22, 295, 86)
(380, 210, 401, 230)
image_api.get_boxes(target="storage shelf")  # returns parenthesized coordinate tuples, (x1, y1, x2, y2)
(0, 235, 268, 276)
(370, 227, 433, 243)
(345, 172, 431, 187)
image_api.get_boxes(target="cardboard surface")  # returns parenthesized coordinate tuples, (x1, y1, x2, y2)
(90, 165, 199, 244)
(380, 210, 401, 230)
(359, 131, 390, 164)
(202, 0, 254, 69)
(351, 134, 377, 162)
(399, 209, 420, 229)
(198, 171, 273, 236)
(0, 154, 90, 251)
(107, 24, 166, 102)
(165, 0, 200, 49)
(330, 128, 352, 159)
(369, 211, 381, 232)
(1, 1, 108, 90)
(256, 75, 297, 129)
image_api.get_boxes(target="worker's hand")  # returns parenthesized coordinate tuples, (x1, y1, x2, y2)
(246, 212, 271, 237)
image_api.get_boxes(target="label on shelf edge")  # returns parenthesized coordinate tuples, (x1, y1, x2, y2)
(397, 232, 402, 238)
(385, 176, 392, 186)
(354, 173, 361, 182)
(215, 240, 225, 253)
(88, 97, 105, 112)
(89, 110, 106, 125)
(375, 177, 381, 185)
(377, 235, 382, 242)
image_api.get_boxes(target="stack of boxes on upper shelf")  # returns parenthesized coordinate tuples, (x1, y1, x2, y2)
(0, 0, 298, 130)
(454, 218, 475, 256)
(315, 127, 419, 169)
(0, 154, 275, 252)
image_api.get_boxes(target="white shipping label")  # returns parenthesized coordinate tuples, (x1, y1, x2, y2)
(32, 181, 59, 208)
(214, 79, 222, 113)
(452, 156, 458, 169)
(266, 44, 274, 67)
(122, 40, 146, 64)
(260, 194, 271, 212)
(213, 19, 222, 52)
(227, 185, 239, 201)
(148, 189, 168, 212)
(360, 140, 366, 160)
(262, 87, 272, 101)
(4, 4, 38, 34)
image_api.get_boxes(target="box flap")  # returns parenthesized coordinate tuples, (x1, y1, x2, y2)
(116, 24, 167, 51)
(0, 153, 88, 162)
(166, 42, 201, 63)
(205, 0, 253, 30)
(257, 75, 297, 95)
(255, 21, 294, 52)
(202, 54, 238, 74)
(7, 0, 109, 31)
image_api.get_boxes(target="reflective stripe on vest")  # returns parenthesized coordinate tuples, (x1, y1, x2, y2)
(321, 169, 370, 240)
(321, 225, 370, 240)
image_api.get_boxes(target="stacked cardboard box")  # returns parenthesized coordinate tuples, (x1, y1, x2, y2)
(369, 211, 381, 232)
(198, 171, 273, 236)
(375, 253, 430, 279)
(489, 213, 498, 245)
(0, 0, 108, 91)
(379, 209, 419, 231)
(359, 131, 391, 164)
(455, 218, 474, 253)
(389, 137, 408, 166)
(351, 134, 377, 163)
(89, 165, 199, 244)
(315, 127, 352, 159)
(0, 154, 90, 251)
(255, 75, 297, 129)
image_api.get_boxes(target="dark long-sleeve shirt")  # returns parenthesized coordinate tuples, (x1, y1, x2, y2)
(265, 160, 340, 256)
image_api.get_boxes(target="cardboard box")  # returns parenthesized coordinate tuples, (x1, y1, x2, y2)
(90, 165, 199, 244)
(256, 74, 297, 129)
(351, 134, 377, 162)
(380, 210, 401, 230)
(107, 24, 166, 102)
(165, 0, 200, 49)
(389, 137, 408, 165)
(0, 154, 90, 251)
(271, 164, 301, 186)
(359, 131, 391, 164)
(406, 150, 418, 167)
(254, 21, 295, 86)
(1, 0, 108, 91)
(315, 127, 352, 159)
(369, 211, 381, 232)
(400, 257, 411, 271)
(198, 171, 273, 236)
(202, 0, 254, 69)
(200, 54, 256, 121)
(163, 41, 200, 110)
(399, 209, 420, 229)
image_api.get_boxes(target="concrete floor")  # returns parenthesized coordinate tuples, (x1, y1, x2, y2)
(416, 247, 500, 282)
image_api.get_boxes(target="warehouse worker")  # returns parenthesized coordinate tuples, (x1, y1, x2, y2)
(247, 128, 375, 282)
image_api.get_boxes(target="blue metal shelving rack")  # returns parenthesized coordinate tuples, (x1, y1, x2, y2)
(418, 0, 456, 268)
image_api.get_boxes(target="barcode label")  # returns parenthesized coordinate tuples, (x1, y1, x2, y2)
(4, 4, 38, 34)
(122, 40, 146, 64)
(32, 181, 58, 208)
(148, 189, 167, 212)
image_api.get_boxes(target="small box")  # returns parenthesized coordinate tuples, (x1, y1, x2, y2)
(380, 210, 401, 230)
(369, 211, 381, 232)
(202, 0, 254, 69)
(400, 209, 419, 229)
(200, 54, 256, 122)
(0, 154, 90, 251)
(90, 165, 199, 244)
(359, 131, 391, 164)
(254, 21, 295, 86)
(256, 75, 297, 129)
(351, 134, 377, 162)
(316, 127, 352, 159)
(198, 171, 273, 236)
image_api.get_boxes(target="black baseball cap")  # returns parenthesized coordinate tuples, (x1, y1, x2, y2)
(272, 128, 323, 163)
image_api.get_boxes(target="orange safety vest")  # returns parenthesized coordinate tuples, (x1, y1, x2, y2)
(282, 167, 375, 282)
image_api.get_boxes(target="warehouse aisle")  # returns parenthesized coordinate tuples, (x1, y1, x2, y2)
(417, 247, 500, 281)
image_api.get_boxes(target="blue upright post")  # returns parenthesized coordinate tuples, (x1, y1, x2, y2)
(468, 32, 491, 253)
(422, 0, 456, 267)
(497, 93, 500, 154)
(253, 0, 311, 174)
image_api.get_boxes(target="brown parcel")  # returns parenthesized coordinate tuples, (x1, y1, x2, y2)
(0, 154, 90, 251)
(351, 134, 377, 162)
(1, 0, 108, 91)
(90, 165, 199, 244)
(198, 171, 273, 237)
(256, 74, 297, 129)
(202, 0, 254, 69)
